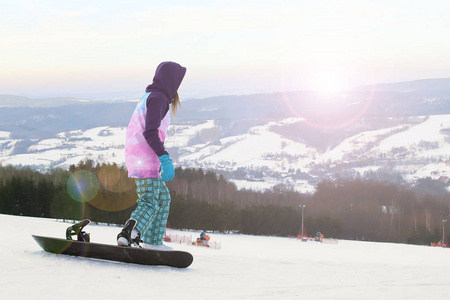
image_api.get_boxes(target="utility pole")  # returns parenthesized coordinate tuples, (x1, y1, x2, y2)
(443, 219, 447, 247)
(299, 204, 306, 241)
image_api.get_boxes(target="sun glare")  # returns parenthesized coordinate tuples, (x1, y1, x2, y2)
(310, 69, 350, 94)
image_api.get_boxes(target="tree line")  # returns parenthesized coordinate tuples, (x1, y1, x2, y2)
(0, 161, 449, 245)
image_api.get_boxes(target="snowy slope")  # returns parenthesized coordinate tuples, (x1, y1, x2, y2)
(178, 119, 315, 170)
(0, 126, 126, 170)
(374, 115, 450, 155)
(2, 214, 450, 300)
(319, 125, 404, 163)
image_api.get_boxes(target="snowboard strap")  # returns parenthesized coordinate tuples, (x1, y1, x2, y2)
(66, 219, 91, 242)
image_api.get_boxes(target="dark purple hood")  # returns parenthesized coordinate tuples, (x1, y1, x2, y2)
(145, 61, 187, 101)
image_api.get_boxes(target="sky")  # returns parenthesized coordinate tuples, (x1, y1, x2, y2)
(1, 0, 450, 99)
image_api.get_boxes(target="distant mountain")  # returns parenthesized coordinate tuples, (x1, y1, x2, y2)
(3, 87, 449, 140)
(1, 78, 450, 192)
(356, 78, 450, 92)
(0, 95, 93, 108)
(0, 101, 137, 139)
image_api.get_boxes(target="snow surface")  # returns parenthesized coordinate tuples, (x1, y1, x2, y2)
(0, 131, 11, 139)
(376, 115, 450, 152)
(2, 214, 450, 300)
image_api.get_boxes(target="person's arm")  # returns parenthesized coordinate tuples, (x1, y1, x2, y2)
(142, 94, 169, 157)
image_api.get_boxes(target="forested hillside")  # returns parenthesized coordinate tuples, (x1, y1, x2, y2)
(0, 160, 448, 245)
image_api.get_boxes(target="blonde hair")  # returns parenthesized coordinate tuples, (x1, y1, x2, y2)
(171, 92, 181, 133)
(172, 92, 181, 116)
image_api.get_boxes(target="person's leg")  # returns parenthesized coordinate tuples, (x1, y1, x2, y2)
(142, 180, 171, 245)
(129, 178, 161, 236)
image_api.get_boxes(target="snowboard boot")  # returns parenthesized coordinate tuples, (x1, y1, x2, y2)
(117, 219, 142, 248)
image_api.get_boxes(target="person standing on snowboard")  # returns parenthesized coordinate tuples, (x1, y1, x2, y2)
(118, 61, 186, 250)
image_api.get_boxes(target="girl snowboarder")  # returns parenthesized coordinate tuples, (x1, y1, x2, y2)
(117, 61, 186, 250)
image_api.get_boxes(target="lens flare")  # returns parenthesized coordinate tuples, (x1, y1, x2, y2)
(97, 164, 121, 192)
(92, 164, 137, 211)
(281, 87, 375, 130)
(67, 170, 99, 203)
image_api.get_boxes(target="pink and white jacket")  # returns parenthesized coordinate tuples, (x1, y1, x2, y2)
(125, 92, 171, 178)
(125, 62, 186, 178)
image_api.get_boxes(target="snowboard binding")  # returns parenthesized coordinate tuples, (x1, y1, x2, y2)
(117, 219, 141, 248)
(66, 219, 91, 242)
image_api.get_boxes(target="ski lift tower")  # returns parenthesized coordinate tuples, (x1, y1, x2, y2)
(299, 204, 306, 241)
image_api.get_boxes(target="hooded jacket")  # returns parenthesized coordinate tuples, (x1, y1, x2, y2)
(125, 62, 186, 178)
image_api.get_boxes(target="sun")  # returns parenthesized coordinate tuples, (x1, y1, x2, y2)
(310, 68, 350, 94)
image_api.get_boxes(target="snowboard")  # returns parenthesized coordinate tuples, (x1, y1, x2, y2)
(32, 220, 193, 268)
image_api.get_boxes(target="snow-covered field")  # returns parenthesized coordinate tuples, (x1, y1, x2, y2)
(1, 114, 449, 193)
(1, 214, 450, 300)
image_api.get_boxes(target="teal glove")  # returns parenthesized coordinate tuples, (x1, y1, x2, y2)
(158, 154, 175, 182)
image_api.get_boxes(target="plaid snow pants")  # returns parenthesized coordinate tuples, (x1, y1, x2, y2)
(130, 178, 171, 245)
